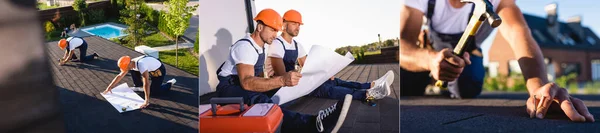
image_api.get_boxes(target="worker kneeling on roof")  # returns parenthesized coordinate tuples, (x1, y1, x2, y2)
(57, 37, 99, 65)
(103, 55, 177, 108)
(400, 0, 594, 122)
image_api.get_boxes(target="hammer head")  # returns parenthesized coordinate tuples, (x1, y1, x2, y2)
(461, 0, 502, 28)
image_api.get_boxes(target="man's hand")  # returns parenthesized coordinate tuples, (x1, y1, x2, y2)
(282, 71, 302, 86)
(526, 83, 594, 122)
(330, 76, 335, 81)
(58, 59, 66, 65)
(428, 48, 471, 81)
(140, 100, 150, 108)
(102, 89, 112, 94)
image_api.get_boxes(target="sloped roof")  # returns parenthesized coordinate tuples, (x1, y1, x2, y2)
(523, 14, 600, 50)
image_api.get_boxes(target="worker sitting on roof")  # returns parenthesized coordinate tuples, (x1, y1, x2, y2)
(265, 9, 395, 103)
(215, 9, 351, 132)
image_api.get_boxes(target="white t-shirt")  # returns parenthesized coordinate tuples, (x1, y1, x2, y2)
(132, 56, 162, 73)
(268, 36, 307, 59)
(66, 37, 84, 50)
(404, 0, 501, 51)
(218, 34, 266, 77)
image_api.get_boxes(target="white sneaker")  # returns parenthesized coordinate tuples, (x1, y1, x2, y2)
(372, 70, 395, 89)
(167, 78, 176, 84)
(131, 87, 144, 92)
(367, 81, 391, 100)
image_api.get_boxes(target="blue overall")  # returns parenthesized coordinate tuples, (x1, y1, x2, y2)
(65, 38, 96, 62)
(275, 38, 370, 101)
(130, 56, 172, 97)
(400, 0, 484, 98)
(216, 39, 316, 133)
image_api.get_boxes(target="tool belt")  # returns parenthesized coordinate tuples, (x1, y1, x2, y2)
(149, 69, 162, 77)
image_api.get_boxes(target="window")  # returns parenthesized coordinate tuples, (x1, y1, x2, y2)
(545, 58, 555, 81)
(592, 59, 600, 81)
(488, 62, 499, 78)
(533, 30, 547, 43)
(561, 62, 581, 76)
(587, 36, 596, 45)
(508, 60, 522, 74)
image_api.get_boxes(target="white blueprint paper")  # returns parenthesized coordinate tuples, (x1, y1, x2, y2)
(272, 45, 354, 105)
(100, 83, 145, 113)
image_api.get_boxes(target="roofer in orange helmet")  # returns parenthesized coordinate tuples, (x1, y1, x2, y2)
(57, 37, 99, 65)
(103, 55, 176, 108)
(266, 9, 395, 106)
(214, 8, 351, 133)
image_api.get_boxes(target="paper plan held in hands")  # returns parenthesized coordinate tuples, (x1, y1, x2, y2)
(100, 83, 145, 113)
(271, 45, 355, 105)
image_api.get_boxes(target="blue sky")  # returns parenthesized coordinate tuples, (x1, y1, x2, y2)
(479, 0, 600, 65)
(255, 0, 400, 51)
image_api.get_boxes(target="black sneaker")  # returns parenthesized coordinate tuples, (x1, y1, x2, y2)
(71, 55, 78, 60)
(316, 94, 352, 133)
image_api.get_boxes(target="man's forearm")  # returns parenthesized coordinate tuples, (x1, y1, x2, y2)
(240, 76, 285, 92)
(504, 27, 549, 94)
(400, 39, 434, 72)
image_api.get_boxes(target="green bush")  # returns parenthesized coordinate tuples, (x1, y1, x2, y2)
(508, 74, 527, 92)
(44, 21, 55, 34)
(194, 31, 199, 54)
(484, 74, 509, 91)
(44, 21, 56, 39)
(583, 82, 600, 94)
(88, 9, 105, 25)
(140, 3, 160, 27)
(158, 11, 175, 37)
(555, 73, 578, 90)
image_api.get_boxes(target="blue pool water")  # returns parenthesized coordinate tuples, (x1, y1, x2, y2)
(82, 24, 128, 39)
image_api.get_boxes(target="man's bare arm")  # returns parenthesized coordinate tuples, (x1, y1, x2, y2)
(237, 64, 285, 92)
(270, 57, 288, 76)
(496, 0, 548, 93)
(400, 5, 435, 72)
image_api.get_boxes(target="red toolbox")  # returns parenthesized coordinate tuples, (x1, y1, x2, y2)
(200, 97, 283, 133)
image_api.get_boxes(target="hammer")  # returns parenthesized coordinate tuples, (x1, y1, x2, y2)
(434, 0, 502, 95)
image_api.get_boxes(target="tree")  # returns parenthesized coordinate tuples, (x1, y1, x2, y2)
(384, 39, 395, 47)
(72, 0, 88, 26)
(162, 0, 198, 67)
(194, 29, 199, 54)
(120, 0, 148, 47)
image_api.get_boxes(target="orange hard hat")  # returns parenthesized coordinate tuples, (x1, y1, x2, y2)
(254, 8, 283, 31)
(58, 39, 68, 50)
(117, 56, 131, 72)
(283, 9, 303, 25)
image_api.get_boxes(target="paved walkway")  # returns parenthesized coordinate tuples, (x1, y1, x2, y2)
(153, 43, 194, 51)
(401, 92, 600, 133)
(47, 36, 199, 133)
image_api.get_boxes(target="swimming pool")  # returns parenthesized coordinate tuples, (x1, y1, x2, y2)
(81, 24, 128, 39)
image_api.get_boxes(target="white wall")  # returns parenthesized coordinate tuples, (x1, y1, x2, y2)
(199, 0, 256, 96)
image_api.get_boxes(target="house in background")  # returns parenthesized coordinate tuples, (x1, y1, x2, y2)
(489, 3, 600, 82)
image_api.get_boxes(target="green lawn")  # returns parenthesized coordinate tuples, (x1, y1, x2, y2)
(37, 2, 59, 10)
(142, 33, 173, 47)
(364, 50, 381, 56)
(159, 49, 198, 76)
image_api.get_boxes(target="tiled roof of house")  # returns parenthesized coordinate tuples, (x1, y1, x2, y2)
(524, 14, 600, 50)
